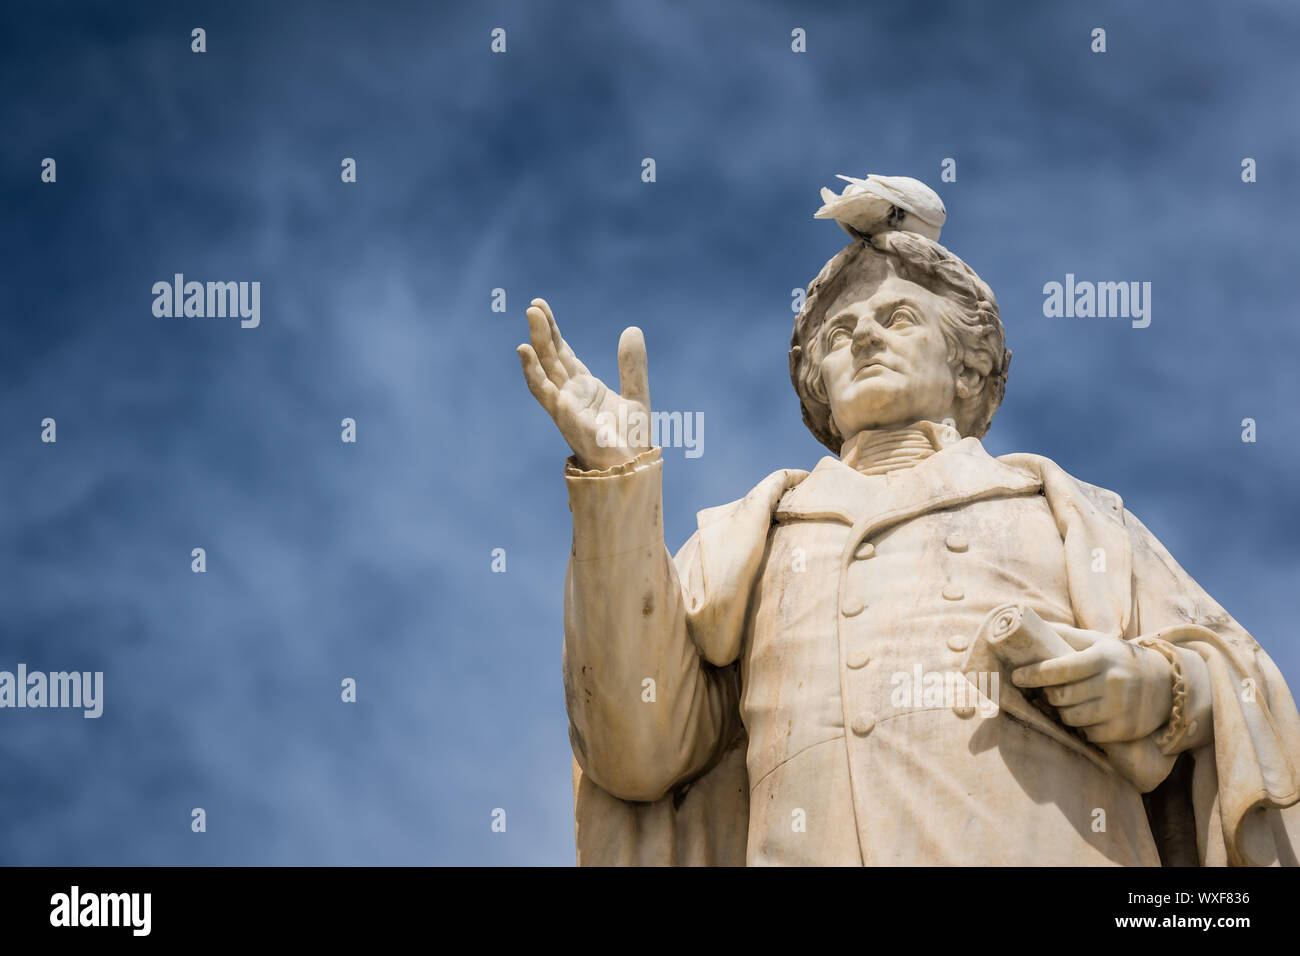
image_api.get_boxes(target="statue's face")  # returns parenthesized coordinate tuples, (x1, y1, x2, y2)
(818, 268, 961, 442)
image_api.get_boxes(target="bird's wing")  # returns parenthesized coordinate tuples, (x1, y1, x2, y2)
(864, 175, 946, 227)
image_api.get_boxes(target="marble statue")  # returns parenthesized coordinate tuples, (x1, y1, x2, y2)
(517, 174, 1300, 866)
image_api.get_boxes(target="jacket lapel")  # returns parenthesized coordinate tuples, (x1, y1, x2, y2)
(776, 437, 1043, 540)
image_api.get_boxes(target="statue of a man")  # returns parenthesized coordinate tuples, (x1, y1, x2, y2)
(517, 175, 1300, 866)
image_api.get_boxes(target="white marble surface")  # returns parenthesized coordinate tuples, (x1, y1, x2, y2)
(518, 176, 1300, 866)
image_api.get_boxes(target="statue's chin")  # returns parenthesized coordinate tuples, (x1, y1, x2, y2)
(832, 410, 923, 437)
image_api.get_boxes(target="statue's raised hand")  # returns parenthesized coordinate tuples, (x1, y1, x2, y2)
(517, 298, 652, 471)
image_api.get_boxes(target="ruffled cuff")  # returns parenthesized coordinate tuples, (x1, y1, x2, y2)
(564, 447, 662, 479)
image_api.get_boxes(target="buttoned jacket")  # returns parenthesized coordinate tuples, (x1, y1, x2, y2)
(562, 431, 1300, 866)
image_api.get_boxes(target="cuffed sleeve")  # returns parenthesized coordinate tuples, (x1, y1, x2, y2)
(561, 448, 738, 803)
(1161, 646, 1214, 754)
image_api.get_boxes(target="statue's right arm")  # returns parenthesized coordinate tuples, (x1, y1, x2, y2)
(561, 447, 737, 803)
(517, 298, 734, 803)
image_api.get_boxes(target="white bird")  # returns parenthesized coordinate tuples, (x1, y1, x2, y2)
(814, 173, 946, 242)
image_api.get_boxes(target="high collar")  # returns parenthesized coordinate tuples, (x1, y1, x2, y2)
(838, 420, 963, 476)
(776, 429, 1041, 534)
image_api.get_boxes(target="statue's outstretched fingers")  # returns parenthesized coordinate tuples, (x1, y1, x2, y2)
(617, 326, 650, 409)
(526, 305, 568, 387)
(557, 338, 590, 379)
(518, 344, 560, 417)
(540, 303, 589, 379)
(531, 297, 556, 328)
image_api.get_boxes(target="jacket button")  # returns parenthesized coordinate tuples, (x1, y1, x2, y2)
(945, 534, 969, 553)
(941, 584, 964, 601)
(846, 650, 871, 669)
(946, 634, 970, 652)
(853, 541, 876, 560)
(842, 598, 866, 617)
(953, 704, 977, 719)
(850, 714, 875, 737)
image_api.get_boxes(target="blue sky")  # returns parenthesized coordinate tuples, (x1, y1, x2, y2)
(1, 0, 1297, 864)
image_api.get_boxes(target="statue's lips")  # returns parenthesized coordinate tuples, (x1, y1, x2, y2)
(852, 361, 892, 379)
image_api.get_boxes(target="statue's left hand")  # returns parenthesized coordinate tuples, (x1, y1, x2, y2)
(1009, 625, 1174, 744)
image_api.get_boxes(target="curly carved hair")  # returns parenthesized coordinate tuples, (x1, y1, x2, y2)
(788, 231, 1011, 453)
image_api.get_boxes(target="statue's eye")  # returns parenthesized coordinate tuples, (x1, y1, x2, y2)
(888, 308, 914, 328)
(828, 326, 851, 348)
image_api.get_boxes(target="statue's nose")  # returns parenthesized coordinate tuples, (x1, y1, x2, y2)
(852, 317, 884, 351)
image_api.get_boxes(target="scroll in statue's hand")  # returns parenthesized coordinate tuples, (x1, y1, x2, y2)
(517, 297, 653, 472)
(1011, 625, 1175, 745)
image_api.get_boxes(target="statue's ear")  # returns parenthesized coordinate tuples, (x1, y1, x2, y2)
(954, 363, 985, 400)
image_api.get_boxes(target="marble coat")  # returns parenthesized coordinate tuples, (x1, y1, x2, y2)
(562, 425, 1300, 866)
